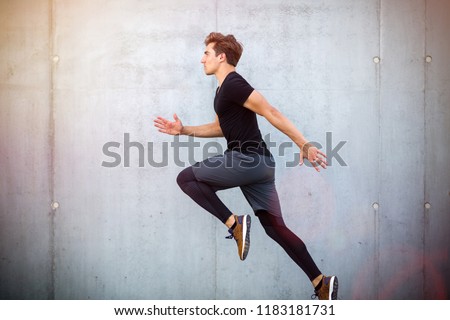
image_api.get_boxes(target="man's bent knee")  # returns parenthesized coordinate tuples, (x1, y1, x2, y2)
(176, 166, 196, 190)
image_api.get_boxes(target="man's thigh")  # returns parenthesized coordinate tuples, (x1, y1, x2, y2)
(240, 182, 282, 217)
(192, 151, 274, 188)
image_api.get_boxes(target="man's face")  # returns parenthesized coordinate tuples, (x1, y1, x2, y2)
(201, 43, 222, 75)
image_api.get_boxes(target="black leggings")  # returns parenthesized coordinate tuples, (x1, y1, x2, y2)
(255, 211, 321, 281)
(177, 166, 322, 281)
(177, 166, 232, 223)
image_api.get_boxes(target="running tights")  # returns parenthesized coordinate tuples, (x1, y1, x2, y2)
(176, 166, 232, 223)
(255, 210, 321, 281)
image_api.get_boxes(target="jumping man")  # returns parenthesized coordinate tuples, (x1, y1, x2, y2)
(154, 32, 338, 300)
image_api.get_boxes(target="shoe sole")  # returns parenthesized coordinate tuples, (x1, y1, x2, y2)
(241, 215, 251, 260)
(329, 276, 338, 300)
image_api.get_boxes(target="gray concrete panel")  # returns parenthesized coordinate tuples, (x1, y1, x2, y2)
(0, 0, 52, 299)
(216, 0, 380, 299)
(51, 0, 217, 299)
(424, 0, 450, 299)
(1, 0, 449, 300)
(379, 0, 426, 299)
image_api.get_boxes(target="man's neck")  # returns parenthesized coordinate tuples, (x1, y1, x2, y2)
(215, 64, 236, 87)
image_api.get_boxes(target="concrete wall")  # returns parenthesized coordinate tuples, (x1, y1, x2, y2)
(1, 0, 449, 299)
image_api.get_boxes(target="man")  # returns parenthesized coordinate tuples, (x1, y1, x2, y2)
(154, 32, 338, 300)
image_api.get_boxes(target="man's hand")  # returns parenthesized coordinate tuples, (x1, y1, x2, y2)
(154, 113, 183, 135)
(300, 143, 327, 172)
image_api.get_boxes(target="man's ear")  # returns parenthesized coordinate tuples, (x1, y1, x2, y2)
(219, 52, 226, 62)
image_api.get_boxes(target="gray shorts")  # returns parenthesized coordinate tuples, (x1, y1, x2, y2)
(192, 150, 282, 217)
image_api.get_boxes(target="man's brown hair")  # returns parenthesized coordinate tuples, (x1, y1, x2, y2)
(204, 32, 243, 67)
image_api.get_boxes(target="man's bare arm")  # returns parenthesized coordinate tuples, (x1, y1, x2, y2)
(243, 90, 327, 171)
(181, 115, 223, 137)
(154, 114, 223, 138)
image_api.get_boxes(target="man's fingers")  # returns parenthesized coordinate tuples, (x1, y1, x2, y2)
(154, 115, 179, 136)
(309, 157, 327, 172)
(154, 122, 165, 130)
(160, 116, 169, 122)
(154, 117, 167, 125)
(318, 150, 327, 158)
(154, 118, 166, 127)
(299, 146, 328, 171)
(311, 160, 321, 172)
(317, 157, 328, 167)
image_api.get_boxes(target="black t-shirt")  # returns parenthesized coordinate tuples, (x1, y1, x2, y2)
(214, 71, 271, 156)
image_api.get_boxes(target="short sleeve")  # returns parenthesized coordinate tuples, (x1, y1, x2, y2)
(223, 73, 254, 105)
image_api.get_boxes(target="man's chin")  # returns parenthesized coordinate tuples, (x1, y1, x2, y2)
(203, 68, 214, 76)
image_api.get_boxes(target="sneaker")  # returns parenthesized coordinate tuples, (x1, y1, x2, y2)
(226, 215, 251, 261)
(312, 275, 338, 300)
